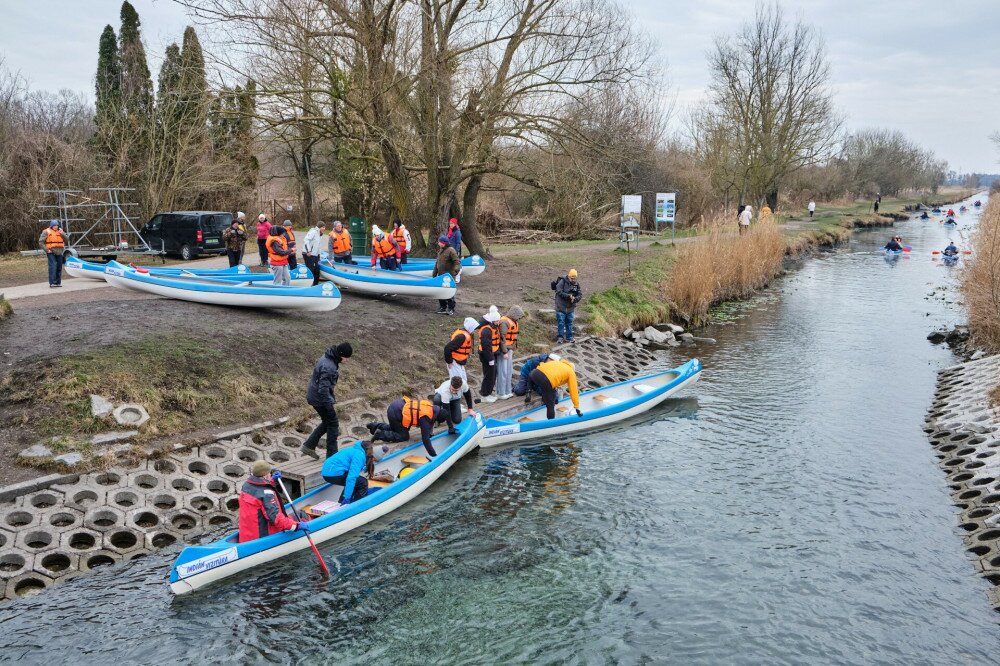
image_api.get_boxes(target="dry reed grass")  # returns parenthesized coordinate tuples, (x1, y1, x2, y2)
(665, 218, 786, 325)
(962, 199, 1000, 353)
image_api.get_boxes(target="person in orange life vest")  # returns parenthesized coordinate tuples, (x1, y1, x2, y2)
(495, 305, 524, 399)
(391, 218, 412, 264)
(444, 316, 479, 385)
(266, 226, 293, 286)
(279, 220, 298, 270)
(237, 460, 306, 542)
(367, 396, 448, 456)
(38, 219, 68, 287)
(477, 306, 502, 403)
(370, 225, 401, 270)
(329, 220, 353, 264)
(256, 214, 271, 266)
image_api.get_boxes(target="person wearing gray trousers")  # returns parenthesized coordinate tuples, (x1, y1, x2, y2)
(495, 305, 524, 398)
(270, 264, 291, 286)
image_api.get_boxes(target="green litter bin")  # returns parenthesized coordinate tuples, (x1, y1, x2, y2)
(348, 216, 369, 256)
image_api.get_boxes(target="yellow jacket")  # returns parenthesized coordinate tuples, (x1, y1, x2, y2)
(537, 359, 580, 409)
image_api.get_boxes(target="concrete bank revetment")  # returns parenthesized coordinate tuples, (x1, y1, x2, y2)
(0, 336, 657, 600)
(925, 354, 1000, 611)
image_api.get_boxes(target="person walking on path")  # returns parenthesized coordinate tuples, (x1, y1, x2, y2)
(447, 217, 462, 257)
(330, 220, 353, 264)
(280, 220, 298, 270)
(238, 460, 304, 542)
(223, 218, 246, 267)
(738, 205, 753, 235)
(321, 441, 388, 505)
(495, 305, 524, 399)
(302, 220, 326, 286)
(444, 316, 479, 384)
(301, 342, 353, 459)
(530, 354, 583, 420)
(256, 214, 271, 266)
(368, 396, 447, 457)
(552, 270, 582, 343)
(807, 200, 816, 218)
(873, 193, 881, 214)
(266, 226, 293, 286)
(370, 225, 401, 270)
(432, 375, 475, 433)
(391, 219, 412, 264)
(478, 306, 501, 402)
(39, 219, 68, 288)
(433, 234, 461, 315)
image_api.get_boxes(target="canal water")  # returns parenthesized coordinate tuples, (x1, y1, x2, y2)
(2, 197, 998, 664)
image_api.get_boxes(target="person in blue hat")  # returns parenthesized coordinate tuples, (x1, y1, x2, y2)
(39, 219, 68, 287)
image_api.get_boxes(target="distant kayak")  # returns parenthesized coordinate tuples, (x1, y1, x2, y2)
(884, 249, 903, 256)
(944, 218, 957, 225)
(942, 255, 959, 265)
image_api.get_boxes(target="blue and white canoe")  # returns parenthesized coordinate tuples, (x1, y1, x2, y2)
(318, 260, 457, 299)
(481, 359, 701, 448)
(400, 255, 486, 277)
(884, 249, 903, 256)
(168, 415, 485, 595)
(64, 257, 314, 286)
(102, 261, 340, 311)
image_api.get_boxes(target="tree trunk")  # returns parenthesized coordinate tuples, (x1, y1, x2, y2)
(460, 175, 490, 258)
(300, 146, 314, 226)
(765, 190, 778, 211)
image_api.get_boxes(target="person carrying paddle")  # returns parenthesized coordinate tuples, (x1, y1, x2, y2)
(238, 460, 306, 542)
(529, 353, 583, 420)
(942, 242, 959, 257)
(367, 396, 448, 456)
(321, 440, 388, 506)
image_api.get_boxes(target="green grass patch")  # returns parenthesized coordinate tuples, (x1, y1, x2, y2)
(585, 246, 675, 335)
(0, 295, 11, 320)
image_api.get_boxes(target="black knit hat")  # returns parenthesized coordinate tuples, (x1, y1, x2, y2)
(337, 342, 353, 358)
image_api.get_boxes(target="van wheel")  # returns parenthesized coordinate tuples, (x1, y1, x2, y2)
(180, 244, 194, 261)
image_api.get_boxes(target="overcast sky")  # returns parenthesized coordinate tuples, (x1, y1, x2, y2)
(2, 0, 998, 171)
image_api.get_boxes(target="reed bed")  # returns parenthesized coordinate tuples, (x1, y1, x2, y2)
(962, 199, 1000, 352)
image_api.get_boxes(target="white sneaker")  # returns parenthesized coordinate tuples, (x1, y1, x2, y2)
(498, 394, 512, 400)
(482, 395, 497, 403)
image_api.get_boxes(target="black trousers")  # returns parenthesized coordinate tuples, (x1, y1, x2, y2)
(513, 376, 542, 397)
(288, 252, 298, 270)
(302, 403, 340, 457)
(432, 395, 463, 428)
(437, 297, 456, 312)
(322, 473, 369, 503)
(334, 253, 353, 264)
(227, 249, 241, 267)
(529, 369, 558, 419)
(303, 254, 321, 285)
(257, 239, 268, 265)
(480, 352, 496, 396)
(379, 256, 399, 271)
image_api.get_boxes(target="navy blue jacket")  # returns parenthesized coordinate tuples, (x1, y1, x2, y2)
(518, 354, 550, 382)
(306, 347, 341, 407)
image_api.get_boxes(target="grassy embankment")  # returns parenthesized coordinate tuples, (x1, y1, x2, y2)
(962, 198, 1000, 356)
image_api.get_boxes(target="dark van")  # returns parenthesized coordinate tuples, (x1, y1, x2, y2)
(140, 211, 231, 260)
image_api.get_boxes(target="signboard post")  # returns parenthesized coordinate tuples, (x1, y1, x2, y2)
(620, 195, 642, 273)
(655, 192, 677, 245)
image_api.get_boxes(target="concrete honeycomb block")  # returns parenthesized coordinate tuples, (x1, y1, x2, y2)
(203, 511, 237, 532)
(221, 495, 241, 514)
(60, 484, 108, 512)
(264, 446, 294, 466)
(232, 445, 267, 465)
(182, 457, 216, 480)
(23, 489, 65, 511)
(148, 491, 181, 513)
(125, 507, 164, 531)
(108, 487, 144, 511)
(33, 550, 80, 579)
(0, 506, 41, 530)
(83, 506, 126, 533)
(102, 526, 144, 555)
(279, 434, 304, 450)
(15, 527, 58, 553)
(79, 549, 121, 572)
(112, 403, 149, 427)
(186, 492, 221, 514)
(126, 470, 164, 493)
(166, 475, 202, 494)
(0, 526, 12, 552)
(149, 457, 180, 475)
(249, 432, 274, 448)
(166, 508, 205, 535)
(144, 527, 186, 551)
(45, 506, 85, 532)
(0, 551, 31, 580)
(218, 460, 250, 482)
(4, 571, 53, 600)
(91, 470, 127, 490)
(199, 444, 232, 463)
(59, 527, 102, 553)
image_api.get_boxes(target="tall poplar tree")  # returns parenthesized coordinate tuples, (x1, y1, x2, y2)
(118, 1, 153, 121)
(95, 25, 120, 132)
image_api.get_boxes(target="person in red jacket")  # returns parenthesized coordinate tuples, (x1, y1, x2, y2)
(238, 460, 305, 542)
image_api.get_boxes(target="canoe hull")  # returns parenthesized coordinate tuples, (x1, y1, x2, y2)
(63, 258, 313, 287)
(318, 261, 456, 298)
(400, 256, 486, 278)
(481, 360, 701, 447)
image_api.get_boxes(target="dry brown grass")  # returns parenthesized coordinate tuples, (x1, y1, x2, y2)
(665, 218, 786, 325)
(962, 199, 1000, 353)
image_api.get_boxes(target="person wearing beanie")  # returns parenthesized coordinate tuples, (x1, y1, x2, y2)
(432, 374, 476, 434)
(444, 316, 479, 383)
(495, 305, 524, 399)
(477, 306, 502, 402)
(433, 234, 461, 315)
(280, 220, 298, 270)
(256, 214, 271, 266)
(552, 268, 582, 343)
(301, 342, 354, 459)
(39, 219, 68, 287)
(370, 224, 402, 270)
(391, 218, 412, 264)
(446, 217, 462, 256)
(237, 460, 304, 542)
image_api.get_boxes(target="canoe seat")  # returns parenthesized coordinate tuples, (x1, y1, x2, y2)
(633, 384, 656, 394)
(593, 394, 610, 401)
(367, 479, 391, 489)
(402, 455, 430, 466)
(517, 416, 533, 423)
(557, 406, 569, 414)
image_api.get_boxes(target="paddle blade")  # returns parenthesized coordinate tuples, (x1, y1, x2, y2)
(964, 251, 973, 255)
(931, 251, 940, 255)
(902, 247, 911, 252)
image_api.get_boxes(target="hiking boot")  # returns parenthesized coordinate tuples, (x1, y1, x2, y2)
(366, 422, 379, 434)
(446, 309, 455, 316)
(300, 445, 319, 460)
(435, 307, 447, 314)
(447, 428, 458, 435)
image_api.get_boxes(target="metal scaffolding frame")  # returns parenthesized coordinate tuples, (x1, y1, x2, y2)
(35, 187, 158, 255)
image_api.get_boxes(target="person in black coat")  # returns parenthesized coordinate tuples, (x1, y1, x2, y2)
(301, 342, 353, 459)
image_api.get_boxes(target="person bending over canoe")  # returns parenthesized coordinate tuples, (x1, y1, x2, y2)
(884, 237, 903, 252)
(321, 440, 388, 506)
(432, 375, 475, 434)
(238, 460, 306, 542)
(513, 353, 550, 403)
(367, 396, 447, 456)
(529, 353, 583, 420)
(943, 242, 959, 257)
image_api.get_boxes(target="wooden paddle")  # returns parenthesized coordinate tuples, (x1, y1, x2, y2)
(275, 475, 330, 577)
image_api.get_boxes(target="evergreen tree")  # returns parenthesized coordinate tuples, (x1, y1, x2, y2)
(118, 1, 153, 121)
(95, 25, 120, 132)
(157, 43, 181, 104)
(177, 26, 209, 141)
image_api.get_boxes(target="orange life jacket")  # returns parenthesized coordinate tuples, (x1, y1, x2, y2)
(44, 228, 65, 250)
(372, 236, 396, 259)
(330, 229, 352, 255)
(449, 329, 472, 363)
(265, 235, 289, 266)
(391, 226, 407, 253)
(401, 397, 435, 429)
(478, 324, 500, 354)
(283, 228, 295, 247)
(499, 316, 518, 348)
